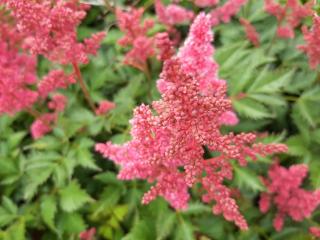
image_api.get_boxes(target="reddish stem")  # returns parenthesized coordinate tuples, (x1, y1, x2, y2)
(72, 62, 96, 112)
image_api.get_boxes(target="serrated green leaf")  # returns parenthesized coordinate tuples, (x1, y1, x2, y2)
(156, 213, 176, 240)
(6, 219, 25, 240)
(0, 207, 16, 228)
(57, 212, 86, 234)
(41, 195, 57, 231)
(59, 181, 91, 212)
(182, 202, 211, 215)
(174, 220, 193, 240)
(233, 98, 271, 119)
(234, 167, 265, 192)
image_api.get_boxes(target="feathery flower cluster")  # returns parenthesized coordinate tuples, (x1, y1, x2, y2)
(299, 15, 320, 69)
(177, 13, 238, 126)
(79, 228, 96, 240)
(259, 163, 320, 231)
(96, 13, 287, 229)
(209, 0, 247, 26)
(240, 18, 260, 47)
(31, 94, 68, 139)
(116, 7, 154, 71)
(264, 0, 315, 39)
(194, 0, 219, 8)
(309, 227, 320, 238)
(38, 70, 75, 98)
(95, 100, 116, 116)
(1, 0, 105, 64)
(155, 0, 194, 26)
(0, 0, 106, 138)
(0, 11, 38, 115)
(155, 32, 175, 62)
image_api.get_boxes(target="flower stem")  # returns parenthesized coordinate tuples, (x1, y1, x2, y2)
(72, 62, 96, 112)
(104, 0, 115, 13)
(26, 107, 41, 119)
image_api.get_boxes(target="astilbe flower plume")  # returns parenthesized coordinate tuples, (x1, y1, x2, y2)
(155, 32, 175, 62)
(240, 18, 260, 47)
(264, 0, 315, 39)
(31, 93, 68, 139)
(259, 163, 320, 231)
(79, 228, 96, 240)
(116, 7, 154, 71)
(194, 0, 219, 8)
(96, 13, 287, 229)
(0, 11, 38, 115)
(177, 13, 238, 125)
(209, 0, 248, 26)
(155, 0, 194, 26)
(95, 100, 116, 116)
(38, 70, 75, 98)
(1, 0, 105, 64)
(299, 15, 320, 69)
(309, 227, 320, 238)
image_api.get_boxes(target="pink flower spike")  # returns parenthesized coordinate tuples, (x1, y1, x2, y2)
(239, 18, 260, 47)
(155, 32, 175, 61)
(2, 0, 103, 64)
(194, 0, 219, 8)
(309, 227, 320, 238)
(209, 0, 248, 26)
(79, 227, 96, 240)
(155, 0, 194, 26)
(0, 21, 38, 115)
(38, 70, 75, 98)
(31, 113, 56, 139)
(277, 25, 294, 39)
(48, 94, 68, 112)
(96, 13, 287, 230)
(115, 7, 154, 71)
(260, 163, 320, 231)
(95, 100, 116, 116)
(299, 15, 320, 69)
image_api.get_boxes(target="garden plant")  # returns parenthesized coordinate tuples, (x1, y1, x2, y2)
(0, 0, 320, 239)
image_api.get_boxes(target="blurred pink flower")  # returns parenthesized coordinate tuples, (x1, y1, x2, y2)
(116, 7, 154, 71)
(1, 0, 105, 64)
(194, 0, 219, 8)
(155, 0, 194, 26)
(259, 163, 320, 231)
(95, 100, 115, 116)
(299, 15, 320, 69)
(240, 18, 260, 47)
(79, 227, 96, 240)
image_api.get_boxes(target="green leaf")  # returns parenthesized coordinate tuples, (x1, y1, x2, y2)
(59, 181, 91, 212)
(23, 167, 54, 200)
(2, 197, 17, 215)
(156, 213, 176, 240)
(6, 219, 25, 240)
(174, 220, 193, 240)
(77, 148, 100, 171)
(234, 167, 265, 192)
(8, 132, 26, 150)
(248, 69, 294, 94)
(123, 220, 155, 240)
(41, 195, 57, 231)
(0, 207, 16, 228)
(57, 212, 86, 234)
(182, 202, 211, 215)
(233, 98, 271, 119)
